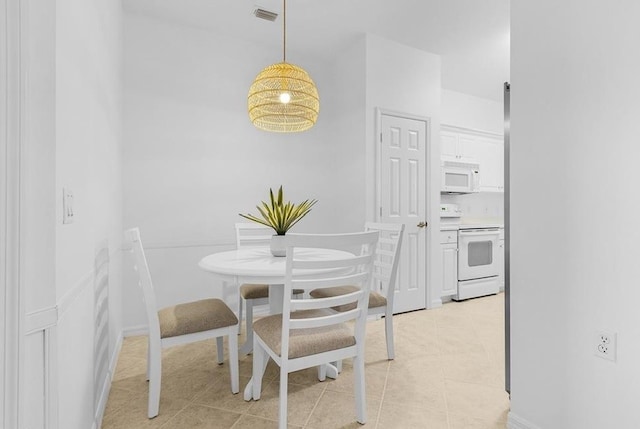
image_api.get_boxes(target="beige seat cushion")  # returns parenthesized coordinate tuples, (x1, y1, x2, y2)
(240, 284, 269, 300)
(240, 283, 304, 300)
(253, 310, 355, 359)
(309, 286, 387, 312)
(158, 298, 238, 339)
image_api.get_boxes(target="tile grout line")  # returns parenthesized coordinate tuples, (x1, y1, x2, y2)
(301, 383, 327, 428)
(157, 401, 194, 429)
(242, 376, 324, 428)
(434, 307, 456, 429)
(104, 295, 509, 428)
(373, 359, 391, 429)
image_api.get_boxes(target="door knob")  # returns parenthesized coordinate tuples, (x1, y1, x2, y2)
(417, 221, 427, 228)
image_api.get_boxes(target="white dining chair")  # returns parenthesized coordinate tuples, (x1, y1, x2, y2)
(310, 222, 404, 360)
(250, 231, 379, 429)
(234, 223, 302, 349)
(125, 228, 239, 418)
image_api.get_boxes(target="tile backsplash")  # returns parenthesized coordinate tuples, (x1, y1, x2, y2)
(441, 192, 504, 220)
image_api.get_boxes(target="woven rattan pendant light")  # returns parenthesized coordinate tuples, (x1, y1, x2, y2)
(248, 0, 319, 133)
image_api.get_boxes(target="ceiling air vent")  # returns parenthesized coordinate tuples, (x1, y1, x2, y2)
(253, 8, 278, 22)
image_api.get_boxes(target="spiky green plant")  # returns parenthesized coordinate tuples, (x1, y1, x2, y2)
(239, 186, 317, 236)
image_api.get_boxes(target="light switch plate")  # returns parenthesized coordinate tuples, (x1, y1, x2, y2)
(63, 188, 74, 224)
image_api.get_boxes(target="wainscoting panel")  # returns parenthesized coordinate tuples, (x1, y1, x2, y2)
(94, 244, 110, 421)
(23, 331, 46, 429)
(58, 281, 95, 429)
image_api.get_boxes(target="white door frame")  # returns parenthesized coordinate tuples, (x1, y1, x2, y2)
(373, 107, 438, 310)
(1, 0, 23, 427)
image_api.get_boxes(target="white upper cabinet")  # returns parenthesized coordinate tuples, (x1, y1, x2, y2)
(441, 130, 482, 162)
(441, 126, 504, 192)
(476, 136, 504, 192)
(441, 131, 459, 159)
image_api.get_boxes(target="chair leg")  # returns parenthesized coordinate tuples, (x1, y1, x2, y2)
(238, 296, 243, 336)
(278, 366, 289, 429)
(147, 341, 162, 419)
(317, 364, 326, 381)
(353, 353, 366, 424)
(228, 331, 239, 394)
(322, 362, 340, 380)
(216, 337, 224, 364)
(384, 308, 395, 360)
(245, 299, 254, 352)
(146, 339, 150, 381)
(251, 338, 269, 400)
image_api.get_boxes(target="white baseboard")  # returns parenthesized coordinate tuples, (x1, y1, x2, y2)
(93, 333, 123, 429)
(123, 324, 149, 337)
(508, 412, 542, 429)
(430, 298, 443, 308)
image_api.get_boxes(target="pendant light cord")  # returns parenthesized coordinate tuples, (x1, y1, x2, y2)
(283, 0, 286, 63)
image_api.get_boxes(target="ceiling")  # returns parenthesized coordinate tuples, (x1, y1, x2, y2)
(124, 0, 510, 101)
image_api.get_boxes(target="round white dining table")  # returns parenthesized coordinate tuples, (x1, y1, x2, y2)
(199, 247, 354, 315)
(199, 247, 353, 335)
(198, 246, 353, 400)
(199, 247, 353, 275)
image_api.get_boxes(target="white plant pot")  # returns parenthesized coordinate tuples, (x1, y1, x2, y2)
(270, 234, 286, 257)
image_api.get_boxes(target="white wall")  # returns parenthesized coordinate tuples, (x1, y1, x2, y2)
(55, 0, 123, 428)
(0, 0, 8, 422)
(510, 2, 640, 428)
(442, 89, 503, 134)
(122, 15, 373, 328)
(122, 16, 447, 326)
(19, 1, 57, 428)
(364, 33, 442, 307)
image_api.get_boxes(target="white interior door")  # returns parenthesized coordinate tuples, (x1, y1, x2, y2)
(379, 113, 427, 313)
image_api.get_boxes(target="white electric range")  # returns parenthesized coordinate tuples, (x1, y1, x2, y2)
(440, 204, 502, 300)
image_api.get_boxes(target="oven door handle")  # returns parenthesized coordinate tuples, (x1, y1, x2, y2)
(459, 230, 500, 237)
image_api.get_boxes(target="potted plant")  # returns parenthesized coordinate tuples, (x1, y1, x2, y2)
(239, 186, 317, 256)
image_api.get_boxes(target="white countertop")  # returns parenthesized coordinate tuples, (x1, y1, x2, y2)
(440, 224, 460, 231)
(459, 223, 503, 230)
(440, 221, 504, 231)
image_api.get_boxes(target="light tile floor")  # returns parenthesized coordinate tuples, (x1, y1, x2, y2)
(102, 293, 509, 429)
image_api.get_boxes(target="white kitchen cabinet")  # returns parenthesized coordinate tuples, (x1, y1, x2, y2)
(441, 125, 504, 192)
(497, 231, 505, 291)
(441, 129, 480, 161)
(476, 137, 504, 192)
(441, 130, 459, 159)
(440, 231, 458, 297)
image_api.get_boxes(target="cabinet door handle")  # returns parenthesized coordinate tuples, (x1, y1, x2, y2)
(417, 221, 427, 228)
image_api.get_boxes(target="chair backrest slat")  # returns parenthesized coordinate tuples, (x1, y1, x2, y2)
(279, 231, 379, 360)
(290, 290, 362, 312)
(124, 228, 161, 341)
(376, 249, 395, 258)
(235, 223, 273, 248)
(291, 253, 372, 270)
(364, 222, 405, 305)
(289, 308, 360, 330)
(291, 271, 369, 291)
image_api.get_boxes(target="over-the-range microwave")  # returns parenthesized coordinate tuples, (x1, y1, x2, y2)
(441, 159, 480, 194)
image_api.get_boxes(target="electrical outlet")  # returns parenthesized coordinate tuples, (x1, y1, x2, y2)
(595, 331, 616, 362)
